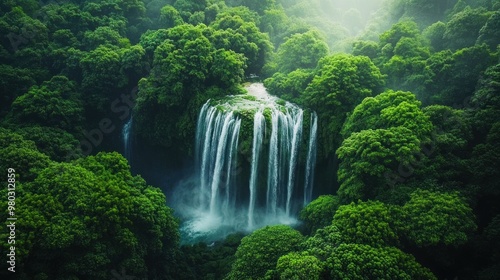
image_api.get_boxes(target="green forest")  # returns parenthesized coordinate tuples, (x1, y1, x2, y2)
(1, 0, 500, 279)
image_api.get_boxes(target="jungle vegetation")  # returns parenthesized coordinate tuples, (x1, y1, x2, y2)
(1, 0, 500, 279)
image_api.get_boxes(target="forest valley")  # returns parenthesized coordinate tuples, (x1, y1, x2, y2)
(1, 0, 500, 279)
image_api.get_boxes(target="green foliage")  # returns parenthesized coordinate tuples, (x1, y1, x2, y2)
(477, 11, 500, 50)
(401, 189, 476, 246)
(470, 122, 500, 196)
(210, 49, 247, 87)
(172, 233, 244, 280)
(332, 200, 400, 247)
(326, 243, 437, 280)
(337, 127, 420, 202)
(302, 225, 342, 261)
(80, 45, 128, 111)
(264, 68, 314, 103)
(160, 5, 184, 28)
(443, 7, 492, 51)
(417, 105, 471, 188)
(299, 195, 340, 234)
(15, 126, 83, 161)
(226, 225, 304, 280)
(83, 26, 131, 50)
(0, 152, 179, 279)
(237, 0, 276, 15)
(0, 64, 45, 116)
(275, 30, 329, 73)
(9, 75, 84, 135)
(210, 13, 272, 74)
(303, 53, 385, 158)
(352, 40, 378, 59)
(477, 215, 500, 279)
(275, 252, 323, 280)
(424, 44, 496, 106)
(0, 128, 51, 181)
(378, 20, 422, 61)
(403, 0, 454, 26)
(423, 21, 446, 51)
(341, 90, 433, 141)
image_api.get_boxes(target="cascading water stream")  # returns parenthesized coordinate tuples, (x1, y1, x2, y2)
(122, 117, 133, 161)
(248, 109, 265, 229)
(304, 112, 318, 206)
(196, 102, 242, 218)
(177, 83, 318, 242)
(285, 109, 303, 216)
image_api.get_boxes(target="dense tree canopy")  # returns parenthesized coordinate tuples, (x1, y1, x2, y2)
(225, 225, 304, 280)
(0, 0, 499, 279)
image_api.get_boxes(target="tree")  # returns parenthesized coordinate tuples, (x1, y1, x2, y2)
(443, 7, 492, 51)
(476, 215, 500, 279)
(336, 127, 421, 202)
(0, 6, 49, 53)
(477, 11, 500, 50)
(264, 68, 314, 103)
(275, 30, 328, 73)
(240, 0, 276, 15)
(470, 122, 500, 198)
(423, 45, 496, 106)
(134, 24, 214, 149)
(471, 63, 500, 136)
(0, 64, 43, 116)
(332, 200, 400, 247)
(302, 54, 385, 158)
(226, 225, 304, 280)
(0, 152, 179, 279)
(302, 225, 342, 261)
(377, 20, 422, 64)
(159, 5, 184, 28)
(423, 21, 446, 52)
(326, 243, 436, 280)
(80, 45, 127, 112)
(9, 75, 85, 135)
(0, 128, 51, 181)
(401, 189, 476, 246)
(341, 90, 433, 141)
(377, 20, 430, 94)
(413, 105, 472, 189)
(210, 14, 272, 74)
(404, 0, 453, 26)
(209, 48, 246, 87)
(299, 195, 340, 234)
(352, 40, 378, 60)
(260, 8, 289, 45)
(14, 126, 83, 161)
(275, 252, 323, 280)
(82, 26, 130, 50)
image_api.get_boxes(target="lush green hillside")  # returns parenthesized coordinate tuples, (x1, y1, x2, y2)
(1, 0, 499, 279)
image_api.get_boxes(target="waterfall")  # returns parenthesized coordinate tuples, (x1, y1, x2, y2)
(285, 109, 303, 215)
(122, 117, 132, 161)
(248, 110, 265, 229)
(196, 102, 241, 218)
(265, 108, 305, 218)
(304, 112, 317, 206)
(182, 83, 318, 240)
(266, 110, 280, 216)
